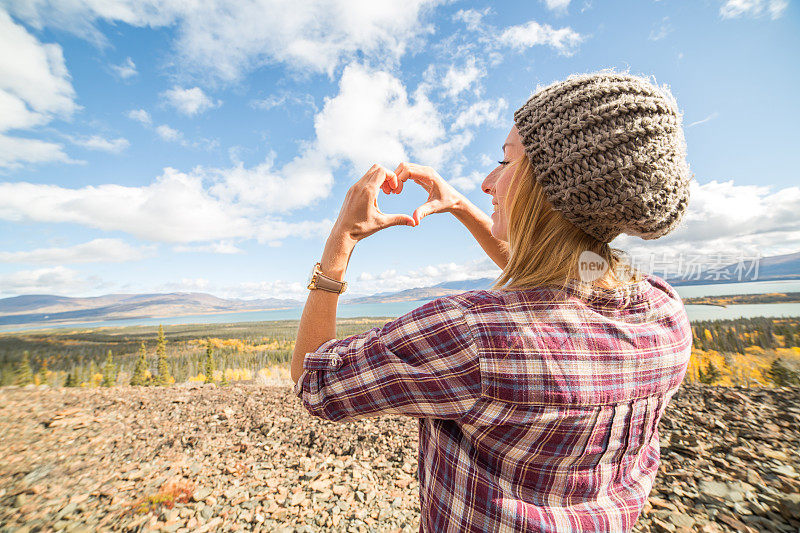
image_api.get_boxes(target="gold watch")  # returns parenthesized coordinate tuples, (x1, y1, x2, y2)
(307, 262, 347, 294)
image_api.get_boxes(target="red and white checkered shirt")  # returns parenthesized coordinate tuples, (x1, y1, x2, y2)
(293, 273, 692, 532)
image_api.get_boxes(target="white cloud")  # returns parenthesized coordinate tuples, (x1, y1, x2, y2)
(498, 20, 584, 55)
(69, 134, 130, 153)
(541, 0, 570, 12)
(162, 86, 219, 116)
(449, 170, 485, 192)
(452, 8, 491, 32)
(687, 112, 719, 128)
(720, 0, 789, 19)
(0, 10, 77, 167)
(452, 98, 508, 130)
(0, 238, 152, 264)
(649, 16, 673, 41)
(173, 242, 243, 254)
(111, 56, 137, 79)
(251, 92, 316, 112)
(442, 58, 484, 98)
(313, 63, 455, 171)
(614, 179, 800, 260)
(156, 124, 182, 142)
(127, 108, 151, 125)
(0, 159, 333, 244)
(5, 0, 445, 82)
(0, 266, 103, 297)
(0, 134, 74, 168)
(348, 257, 501, 296)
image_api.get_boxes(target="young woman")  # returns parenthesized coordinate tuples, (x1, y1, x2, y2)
(291, 70, 694, 532)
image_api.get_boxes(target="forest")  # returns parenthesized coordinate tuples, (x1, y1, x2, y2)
(1, 315, 799, 388)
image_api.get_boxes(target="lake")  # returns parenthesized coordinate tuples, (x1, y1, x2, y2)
(2, 279, 800, 333)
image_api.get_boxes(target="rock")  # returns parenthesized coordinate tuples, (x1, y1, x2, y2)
(192, 487, 212, 502)
(779, 493, 800, 520)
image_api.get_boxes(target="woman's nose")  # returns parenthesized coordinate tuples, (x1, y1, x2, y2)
(481, 169, 497, 195)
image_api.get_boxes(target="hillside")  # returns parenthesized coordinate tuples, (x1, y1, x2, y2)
(1, 382, 798, 532)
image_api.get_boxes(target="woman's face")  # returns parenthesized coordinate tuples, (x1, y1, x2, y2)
(482, 126, 526, 242)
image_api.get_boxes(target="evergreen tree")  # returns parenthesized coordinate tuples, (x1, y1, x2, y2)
(130, 342, 149, 386)
(15, 352, 33, 386)
(220, 367, 228, 387)
(64, 371, 76, 388)
(102, 350, 117, 387)
(204, 340, 215, 384)
(698, 361, 722, 385)
(767, 358, 799, 387)
(155, 325, 172, 386)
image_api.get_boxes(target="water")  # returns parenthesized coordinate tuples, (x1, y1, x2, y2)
(2, 279, 799, 333)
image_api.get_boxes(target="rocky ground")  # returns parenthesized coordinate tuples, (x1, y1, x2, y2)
(0, 382, 798, 533)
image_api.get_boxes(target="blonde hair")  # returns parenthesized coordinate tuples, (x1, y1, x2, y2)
(492, 155, 642, 292)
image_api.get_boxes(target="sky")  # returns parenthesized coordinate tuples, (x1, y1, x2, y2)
(0, 0, 798, 301)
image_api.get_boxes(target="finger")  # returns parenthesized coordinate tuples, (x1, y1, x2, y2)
(413, 201, 439, 225)
(380, 213, 416, 228)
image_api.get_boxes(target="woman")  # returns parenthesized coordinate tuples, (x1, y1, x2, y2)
(291, 70, 694, 532)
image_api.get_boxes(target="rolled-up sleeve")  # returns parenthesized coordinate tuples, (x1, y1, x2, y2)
(293, 296, 481, 422)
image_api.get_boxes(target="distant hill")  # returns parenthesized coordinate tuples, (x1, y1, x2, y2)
(1, 251, 797, 328)
(664, 250, 800, 285)
(0, 293, 301, 327)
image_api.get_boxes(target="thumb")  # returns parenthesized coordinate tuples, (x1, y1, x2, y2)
(413, 202, 436, 225)
(381, 213, 417, 228)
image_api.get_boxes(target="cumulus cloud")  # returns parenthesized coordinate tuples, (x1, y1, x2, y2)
(127, 108, 151, 125)
(0, 238, 152, 264)
(541, 0, 571, 12)
(649, 16, 674, 41)
(155, 124, 182, 142)
(110, 56, 137, 79)
(0, 266, 104, 297)
(0, 10, 78, 167)
(313, 63, 456, 171)
(162, 86, 219, 116)
(497, 20, 584, 55)
(251, 92, 316, 112)
(442, 58, 484, 98)
(0, 158, 333, 244)
(614, 179, 800, 263)
(452, 98, 508, 130)
(719, 0, 789, 19)
(5, 0, 445, 81)
(173, 242, 243, 254)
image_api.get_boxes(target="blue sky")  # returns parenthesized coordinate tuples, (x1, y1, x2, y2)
(0, 0, 798, 300)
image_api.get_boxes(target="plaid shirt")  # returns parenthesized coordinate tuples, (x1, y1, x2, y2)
(293, 273, 692, 532)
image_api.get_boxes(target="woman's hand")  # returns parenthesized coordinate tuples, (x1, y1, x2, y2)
(393, 162, 467, 225)
(332, 164, 417, 243)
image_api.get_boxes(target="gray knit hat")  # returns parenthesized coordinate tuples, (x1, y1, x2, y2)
(513, 70, 693, 243)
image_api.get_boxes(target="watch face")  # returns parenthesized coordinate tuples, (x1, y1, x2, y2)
(307, 263, 317, 286)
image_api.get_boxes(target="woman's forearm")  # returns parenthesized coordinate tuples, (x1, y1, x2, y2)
(291, 232, 356, 384)
(451, 197, 510, 270)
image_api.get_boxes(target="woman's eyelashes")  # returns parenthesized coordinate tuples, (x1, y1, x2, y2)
(498, 160, 510, 166)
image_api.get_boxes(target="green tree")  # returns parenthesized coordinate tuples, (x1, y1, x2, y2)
(220, 367, 228, 387)
(155, 325, 172, 386)
(698, 361, 722, 385)
(15, 352, 33, 386)
(130, 342, 149, 386)
(64, 371, 76, 388)
(767, 358, 799, 387)
(102, 350, 117, 387)
(204, 340, 215, 384)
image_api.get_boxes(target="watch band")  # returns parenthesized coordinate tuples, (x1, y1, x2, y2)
(308, 263, 347, 294)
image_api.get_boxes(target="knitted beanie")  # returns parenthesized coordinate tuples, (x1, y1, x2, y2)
(513, 70, 693, 243)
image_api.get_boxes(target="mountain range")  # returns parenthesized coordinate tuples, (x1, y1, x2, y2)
(1, 251, 797, 328)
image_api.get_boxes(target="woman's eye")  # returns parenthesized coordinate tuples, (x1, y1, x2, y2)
(498, 160, 509, 166)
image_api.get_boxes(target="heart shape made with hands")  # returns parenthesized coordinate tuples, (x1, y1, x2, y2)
(378, 162, 459, 227)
